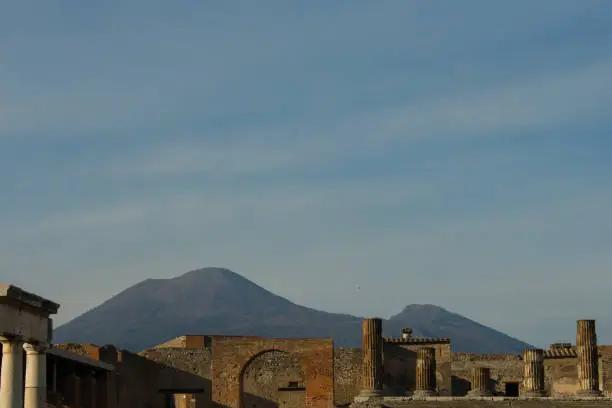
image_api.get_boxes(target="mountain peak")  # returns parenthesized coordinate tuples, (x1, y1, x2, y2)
(177, 266, 237, 278)
(401, 304, 449, 312)
(173, 267, 247, 284)
(389, 304, 532, 353)
(53, 267, 532, 353)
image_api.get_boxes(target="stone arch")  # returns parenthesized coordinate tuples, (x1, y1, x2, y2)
(240, 349, 306, 408)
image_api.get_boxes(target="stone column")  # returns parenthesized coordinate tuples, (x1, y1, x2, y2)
(23, 342, 48, 408)
(522, 348, 545, 397)
(414, 347, 437, 397)
(85, 370, 98, 408)
(0, 335, 25, 408)
(62, 367, 82, 407)
(359, 318, 384, 397)
(576, 319, 601, 395)
(467, 367, 492, 397)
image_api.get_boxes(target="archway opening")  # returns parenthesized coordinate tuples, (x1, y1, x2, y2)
(241, 350, 305, 408)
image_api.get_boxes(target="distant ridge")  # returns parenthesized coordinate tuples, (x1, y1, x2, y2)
(53, 267, 532, 353)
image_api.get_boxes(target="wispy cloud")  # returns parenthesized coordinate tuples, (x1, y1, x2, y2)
(94, 57, 612, 180)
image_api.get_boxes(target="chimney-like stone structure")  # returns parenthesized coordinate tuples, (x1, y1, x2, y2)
(576, 319, 601, 395)
(401, 328, 412, 339)
(467, 367, 492, 397)
(359, 318, 384, 397)
(522, 348, 545, 397)
(413, 347, 437, 397)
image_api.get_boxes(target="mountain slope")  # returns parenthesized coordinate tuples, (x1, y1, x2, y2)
(388, 304, 531, 353)
(53, 267, 531, 353)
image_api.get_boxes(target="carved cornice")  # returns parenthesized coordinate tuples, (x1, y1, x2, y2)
(0, 334, 24, 343)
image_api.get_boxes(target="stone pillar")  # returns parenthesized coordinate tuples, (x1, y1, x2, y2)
(85, 371, 98, 408)
(414, 347, 437, 397)
(52, 357, 58, 393)
(467, 367, 491, 397)
(0, 335, 25, 408)
(62, 368, 82, 407)
(576, 319, 601, 395)
(522, 348, 545, 397)
(359, 318, 384, 397)
(23, 342, 48, 408)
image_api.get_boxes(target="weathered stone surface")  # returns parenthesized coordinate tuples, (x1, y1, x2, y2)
(467, 367, 492, 396)
(350, 397, 612, 408)
(385, 340, 452, 396)
(360, 318, 384, 396)
(414, 348, 437, 397)
(523, 349, 545, 397)
(576, 320, 601, 396)
(334, 347, 363, 405)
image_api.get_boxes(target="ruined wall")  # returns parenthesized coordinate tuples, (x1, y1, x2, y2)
(53, 342, 100, 359)
(154, 336, 189, 348)
(139, 347, 212, 407)
(153, 335, 213, 349)
(451, 352, 523, 396)
(333, 348, 362, 406)
(383, 341, 452, 396)
(545, 356, 581, 396)
(140, 336, 334, 408)
(599, 346, 612, 396)
(450, 351, 612, 397)
(352, 399, 612, 408)
(211, 336, 334, 408)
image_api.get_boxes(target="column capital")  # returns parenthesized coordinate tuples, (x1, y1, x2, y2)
(0, 335, 24, 350)
(23, 342, 49, 354)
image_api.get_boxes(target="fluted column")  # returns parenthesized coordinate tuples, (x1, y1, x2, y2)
(467, 367, 491, 397)
(23, 342, 48, 408)
(414, 347, 437, 397)
(359, 318, 384, 397)
(576, 319, 601, 395)
(0, 335, 25, 408)
(522, 348, 545, 397)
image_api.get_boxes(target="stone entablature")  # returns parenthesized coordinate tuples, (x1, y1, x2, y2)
(544, 348, 602, 359)
(545, 348, 578, 358)
(0, 284, 59, 315)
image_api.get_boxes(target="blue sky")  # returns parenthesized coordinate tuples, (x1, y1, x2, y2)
(1, 1, 611, 348)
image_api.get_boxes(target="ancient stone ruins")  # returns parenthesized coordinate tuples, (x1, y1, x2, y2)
(1, 284, 612, 408)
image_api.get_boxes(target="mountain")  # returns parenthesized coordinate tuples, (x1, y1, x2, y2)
(53, 267, 531, 353)
(388, 304, 531, 354)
